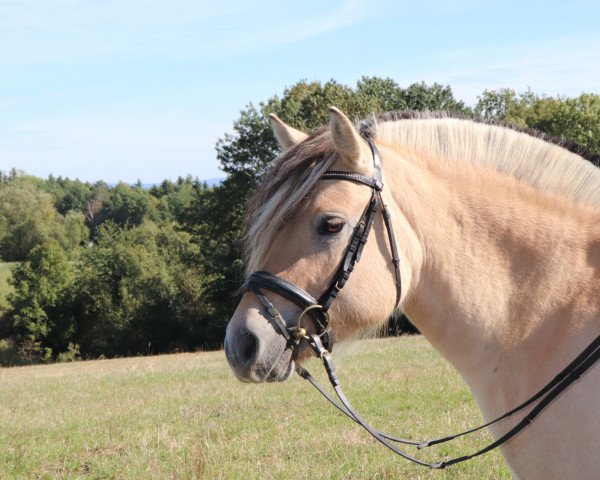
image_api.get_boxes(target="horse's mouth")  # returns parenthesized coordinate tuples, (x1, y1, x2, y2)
(265, 348, 295, 382)
(231, 344, 295, 383)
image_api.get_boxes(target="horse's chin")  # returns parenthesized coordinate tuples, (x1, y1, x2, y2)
(234, 347, 295, 383)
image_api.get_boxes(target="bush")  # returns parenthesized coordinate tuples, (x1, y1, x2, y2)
(1, 240, 76, 363)
(74, 221, 215, 357)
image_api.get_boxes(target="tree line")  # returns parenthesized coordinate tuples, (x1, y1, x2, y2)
(1, 78, 598, 365)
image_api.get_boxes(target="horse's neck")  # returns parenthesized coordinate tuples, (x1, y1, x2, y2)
(386, 146, 600, 414)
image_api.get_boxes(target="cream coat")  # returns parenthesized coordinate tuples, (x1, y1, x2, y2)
(225, 109, 600, 479)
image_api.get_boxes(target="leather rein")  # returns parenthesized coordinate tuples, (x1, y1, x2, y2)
(242, 140, 600, 469)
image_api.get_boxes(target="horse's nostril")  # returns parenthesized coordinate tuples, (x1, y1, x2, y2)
(225, 324, 261, 375)
(242, 331, 258, 362)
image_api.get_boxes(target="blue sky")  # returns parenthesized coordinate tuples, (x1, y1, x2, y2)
(1, 0, 599, 183)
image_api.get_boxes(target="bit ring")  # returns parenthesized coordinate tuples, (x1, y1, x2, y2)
(294, 304, 324, 340)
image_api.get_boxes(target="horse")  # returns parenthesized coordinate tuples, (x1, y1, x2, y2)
(224, 107, 600, 478)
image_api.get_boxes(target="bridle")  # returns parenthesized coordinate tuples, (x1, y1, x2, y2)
(244, 140, 400, 354)
(242, 139, 600, 469)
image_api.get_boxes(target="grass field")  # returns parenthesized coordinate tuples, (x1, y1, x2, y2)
(0, 336, 511, 479)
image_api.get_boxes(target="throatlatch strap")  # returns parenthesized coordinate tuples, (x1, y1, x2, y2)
(378, 192, 402, 309)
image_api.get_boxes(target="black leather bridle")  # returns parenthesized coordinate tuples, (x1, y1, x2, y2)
(242, 139, 600, 469)
(244, 141, 400, 354)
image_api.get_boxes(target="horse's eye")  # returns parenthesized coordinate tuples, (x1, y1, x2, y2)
(318, 217, 345, 235)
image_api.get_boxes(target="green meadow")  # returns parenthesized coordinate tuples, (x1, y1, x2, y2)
(0, 336, 511, 479)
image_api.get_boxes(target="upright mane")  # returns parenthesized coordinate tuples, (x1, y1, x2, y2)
(245, 112, 600, 273)
(361, 111, 600, 208)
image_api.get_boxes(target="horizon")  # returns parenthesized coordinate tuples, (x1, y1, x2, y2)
(1, 0, 599, 184)
(0, 167, 225, 187)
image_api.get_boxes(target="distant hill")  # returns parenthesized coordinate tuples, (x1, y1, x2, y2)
(198, 177, 224, 187)
(108, 177, 225, 189)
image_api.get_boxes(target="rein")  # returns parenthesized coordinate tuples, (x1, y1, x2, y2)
(242, 140, 600, 469)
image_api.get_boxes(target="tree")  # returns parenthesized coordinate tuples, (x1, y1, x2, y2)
(73, 221, 213, 357)
(1, 240, 76, 362)
(83, 181, 111, 234)
(524, 94, 600, 155)
(473, 88, 521, 120)
(184, 178, 251, 336)
(56, 211, 89, 254)
(150, 176, 198, 224)
(475, 90, 600, 156)
(0, 179, 90, 262)
(100, 182, 160, 228)
(39, 176, 95, 215)
(0, 181, 62, 261)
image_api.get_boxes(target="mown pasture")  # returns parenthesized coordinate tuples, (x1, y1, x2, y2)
(0, 336, 511, 479)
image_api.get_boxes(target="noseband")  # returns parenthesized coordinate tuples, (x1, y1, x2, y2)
(243, 140, 401, 354)
(241, 139, 600, 469)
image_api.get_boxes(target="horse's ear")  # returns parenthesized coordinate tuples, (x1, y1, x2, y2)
(269, 114, 308, 151)
(329, 107, 371, 171)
